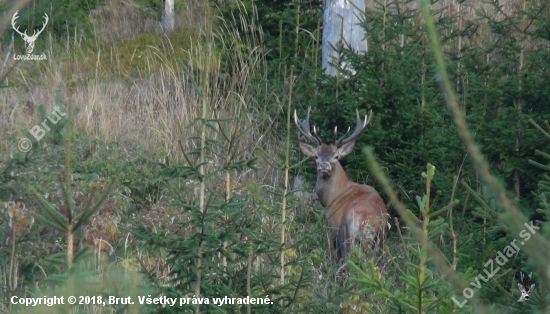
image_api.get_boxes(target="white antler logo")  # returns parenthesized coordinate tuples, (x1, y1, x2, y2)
(517, 272, 535, 302)
(11, 11, 49, 54)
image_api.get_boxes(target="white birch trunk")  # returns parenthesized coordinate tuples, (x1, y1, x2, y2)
(161, 0, 175, 33)
(321, 0, 368, 76)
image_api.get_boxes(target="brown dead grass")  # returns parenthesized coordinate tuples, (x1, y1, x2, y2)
(90, 0, 160, 42)
(2, 0, 545, 188)
(1, 0, 284, 190)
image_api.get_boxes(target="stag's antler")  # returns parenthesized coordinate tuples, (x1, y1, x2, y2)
(12, 11, 49, 54)
(12, 11, 49, 39)
(11, 11, 26, 38)
(32, 13, 49, 39)
(334, 109, 373, 147)
(294, 107, 322, 146)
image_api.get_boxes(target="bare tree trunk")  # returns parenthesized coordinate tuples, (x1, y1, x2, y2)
(321, 0, 367, 76)
(161, 0, 175, 33)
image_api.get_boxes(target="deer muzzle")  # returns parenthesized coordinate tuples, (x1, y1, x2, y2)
(318, 162, 332, 177)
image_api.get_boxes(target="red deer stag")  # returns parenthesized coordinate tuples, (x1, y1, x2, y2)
(294, 107, 389, 261)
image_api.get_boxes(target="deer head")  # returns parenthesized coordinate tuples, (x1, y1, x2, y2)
(517, 283, 535, 302)
(294, 107, 373, 179)
(517, 271, 535, 302)
(12, 11, 49, 54)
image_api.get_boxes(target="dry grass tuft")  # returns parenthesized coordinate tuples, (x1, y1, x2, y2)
(2, 0, 283, 189)
(90, 0, 160, 42)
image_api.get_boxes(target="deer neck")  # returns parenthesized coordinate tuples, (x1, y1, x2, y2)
(315, 162, 352, 208)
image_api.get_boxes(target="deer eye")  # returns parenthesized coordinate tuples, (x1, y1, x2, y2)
(334, 155, 339, 160)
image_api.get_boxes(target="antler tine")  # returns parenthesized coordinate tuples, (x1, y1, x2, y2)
(312, 125, 323, 144)
(336, 109, 373, 147)
(334, 125, 351, 144)
(38, 14, 49, 33)
(294, 107, 321, 146)
(30, 13, 49, 38)
(11, 11, 25, 37)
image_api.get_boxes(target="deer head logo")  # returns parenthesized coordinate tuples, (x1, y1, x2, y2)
(11, 11, 49, 54)
(517, 272, 535, 302)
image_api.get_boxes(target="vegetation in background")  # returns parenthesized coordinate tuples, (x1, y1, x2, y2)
(1, 0, 549, 312)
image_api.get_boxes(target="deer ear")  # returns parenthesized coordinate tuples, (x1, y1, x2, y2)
(337, 140, 356, 157)
(529, 284, 535, 292)
(518, 283, 525, 291)
(299, 142, 315, 157)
